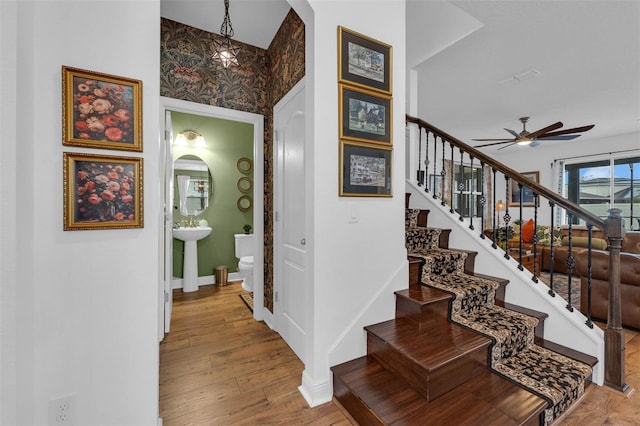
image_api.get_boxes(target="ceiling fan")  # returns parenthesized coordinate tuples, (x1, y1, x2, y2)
(472, 117, 595, 150)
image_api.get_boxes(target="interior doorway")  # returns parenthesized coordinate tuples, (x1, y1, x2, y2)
(159, 96, 265, 340)
(273, 79, 307, 362)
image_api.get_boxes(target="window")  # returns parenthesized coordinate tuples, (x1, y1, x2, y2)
(564, 156, 640, 230)
(453, 163, 483, 218)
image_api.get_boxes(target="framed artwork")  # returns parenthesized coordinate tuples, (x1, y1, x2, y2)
(63, 152, 143, 230)
(339, 84, 392, 146)
(338, 26, 392, 94)
(340, 141, 392, 197)
(430, 174, 443, 198)
(508, 171, 540, 207)
(62, 66, 143, 152)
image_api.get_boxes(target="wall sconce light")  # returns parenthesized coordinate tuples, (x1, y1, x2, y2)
(496, 199, 505, 212)
(174, 130, 206, 148)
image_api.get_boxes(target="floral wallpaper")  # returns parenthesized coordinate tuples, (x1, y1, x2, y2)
(160, 9, 305, 312)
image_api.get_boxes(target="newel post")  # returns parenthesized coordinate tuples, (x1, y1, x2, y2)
(603, 208, 628, 392)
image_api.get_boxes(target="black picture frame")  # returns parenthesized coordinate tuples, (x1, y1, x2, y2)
(339, 84, 392, 146)
(340, 141, 392, 197)
(338, 26, 392, 94)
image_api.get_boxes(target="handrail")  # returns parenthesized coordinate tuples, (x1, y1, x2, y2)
(406, 114, 606, 229)
(407, 113, 627, 392)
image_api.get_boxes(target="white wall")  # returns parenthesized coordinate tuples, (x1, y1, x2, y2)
(1, 1, 160, 424)
(296, 0, 407, 406)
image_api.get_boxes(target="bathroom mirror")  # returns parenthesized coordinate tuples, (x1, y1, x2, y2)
(174, 155, 213, 216)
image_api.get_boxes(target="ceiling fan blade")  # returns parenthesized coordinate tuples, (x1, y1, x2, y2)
(471, 138, 514, 142)
(537, 124, 595, 138)
(527, 121, 564, 139)
(537, 134, 582, 141)
(504, 128, 520, 138)
(474, 140, 516, 148)
(497, 142, 517, 150)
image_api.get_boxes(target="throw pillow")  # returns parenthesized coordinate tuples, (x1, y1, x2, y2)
(522, 219, 535, 243)
(561, 236, 608, 250)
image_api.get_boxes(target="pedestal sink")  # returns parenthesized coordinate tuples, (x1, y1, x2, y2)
(173, 226, 212, 292)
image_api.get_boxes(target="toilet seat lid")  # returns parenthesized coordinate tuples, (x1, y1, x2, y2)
(240, 256, 254, 264)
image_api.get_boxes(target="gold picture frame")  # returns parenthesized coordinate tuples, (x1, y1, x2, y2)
(64, 152, 143, 230)
(339, 83, 392, 146)
(338, 26, 392, 95)
(62, 66, 143, 152)
(339, 141, 392, 197)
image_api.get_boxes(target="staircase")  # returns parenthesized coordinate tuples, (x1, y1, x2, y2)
(331, 196, 597, 425)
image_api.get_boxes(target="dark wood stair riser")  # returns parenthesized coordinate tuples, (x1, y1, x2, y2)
(395, 291, 449, 331)
(366, 328, 490, 401)
(408, 256, 424, 287)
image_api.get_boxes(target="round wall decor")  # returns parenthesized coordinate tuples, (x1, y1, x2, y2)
(237, 177, 253, 193)
(237, 195, 253, 211)
(237, 157, 253, 174)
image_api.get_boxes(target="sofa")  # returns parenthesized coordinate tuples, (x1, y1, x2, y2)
(575, 232, 640, 329)
(507, 222, 609, 274)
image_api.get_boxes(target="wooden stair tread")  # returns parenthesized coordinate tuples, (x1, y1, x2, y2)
(365, 318, 491, 367)
(534, 338, 599, 368)
(395, 286, 451, 306)
(332, 356, 546, 426)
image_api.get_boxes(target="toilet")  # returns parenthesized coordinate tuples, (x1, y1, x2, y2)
(234, 234, 254, 292)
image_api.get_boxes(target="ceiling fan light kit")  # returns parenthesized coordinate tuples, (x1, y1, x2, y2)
(473, 116, 594, 149)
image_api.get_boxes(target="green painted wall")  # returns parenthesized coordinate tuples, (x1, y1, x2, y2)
(171, 112, 254, 279)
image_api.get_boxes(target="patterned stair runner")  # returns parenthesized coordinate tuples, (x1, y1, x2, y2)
(405, 211, 592, 425)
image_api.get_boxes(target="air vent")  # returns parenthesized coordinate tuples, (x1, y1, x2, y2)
(498, 68, 541, 86)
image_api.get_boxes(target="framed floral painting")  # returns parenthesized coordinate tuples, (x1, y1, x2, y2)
(63, 152, 143, 230)
(62, 66, 143, 151)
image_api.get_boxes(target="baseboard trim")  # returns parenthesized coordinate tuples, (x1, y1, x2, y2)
(171, 272, 243, 290)
(298, 369, 332, 408)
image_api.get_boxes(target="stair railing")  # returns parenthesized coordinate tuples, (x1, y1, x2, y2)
(406, 114, 627, 392)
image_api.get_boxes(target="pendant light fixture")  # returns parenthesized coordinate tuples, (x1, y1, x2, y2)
(213, 0, 240, 68)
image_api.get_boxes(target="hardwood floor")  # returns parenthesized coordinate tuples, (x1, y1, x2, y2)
(159, 282, 351, 425)
(160, 282, 640, 425)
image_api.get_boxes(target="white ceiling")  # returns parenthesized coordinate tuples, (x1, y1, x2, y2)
(412, 0, 640, 152)
(161, 0, 291, 49)
(161, 0, 640, 152)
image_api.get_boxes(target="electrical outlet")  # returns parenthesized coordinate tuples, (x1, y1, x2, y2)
(48, 393, 75, 425)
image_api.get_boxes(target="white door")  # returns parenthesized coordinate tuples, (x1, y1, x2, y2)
(274, 79, 306, 361)
(163, 110, 174, 336)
